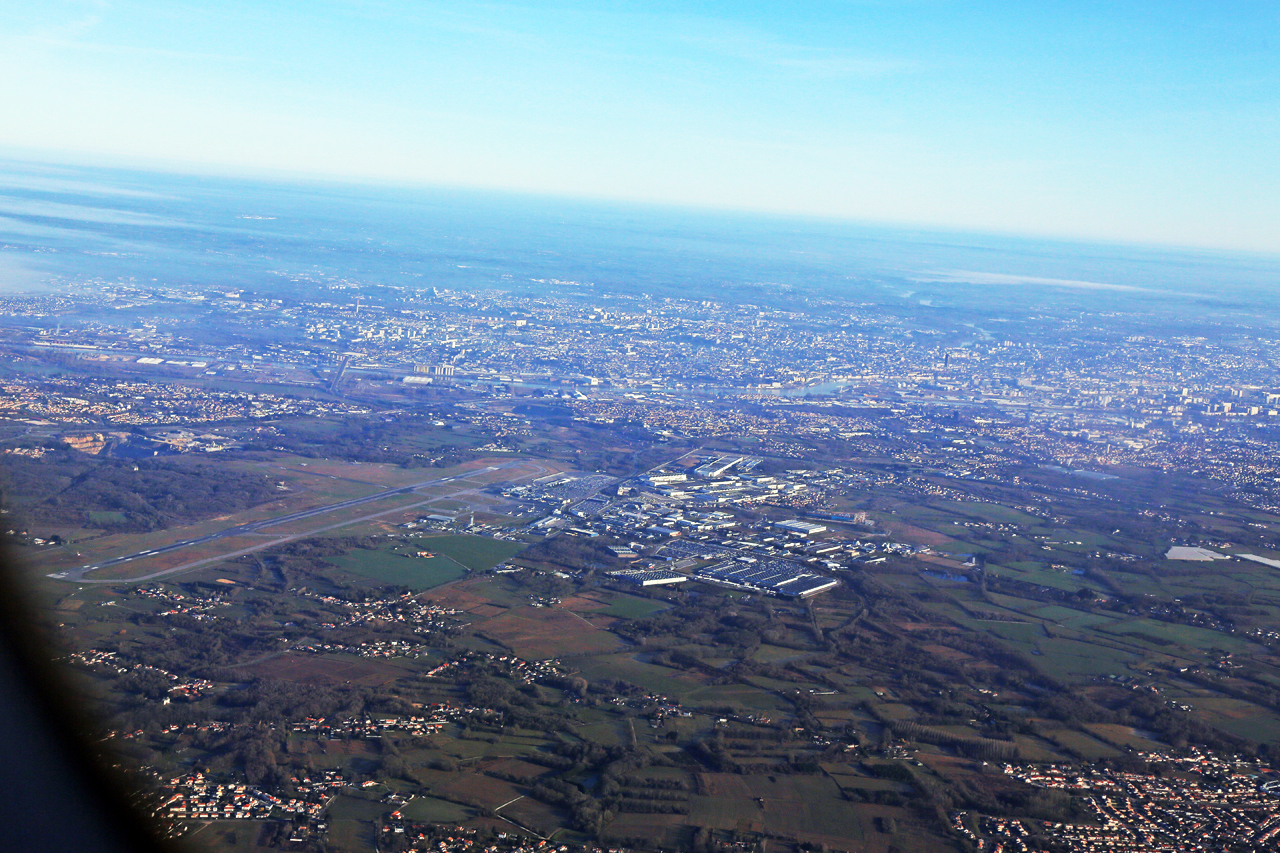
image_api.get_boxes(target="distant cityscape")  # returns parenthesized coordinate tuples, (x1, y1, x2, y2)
(5, 281, 1280, 515)
(6, 217, 1280, 853)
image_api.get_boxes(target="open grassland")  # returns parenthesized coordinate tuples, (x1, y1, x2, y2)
(424, 577, 537, 610)
(260, 455, 498, 488)
(186, 822, 276, 853)
(750, 644, 811, 664)
(243, 652, 412, 687)
(477, 606, 625, 659)
(1181, 695, 1280, 742)
(595, 593, 672, 619)
(990, 563, 1090, 593)
(36, 433, 1280, 853)
(1041, 728, 1125, 760)
(1085, 723, 1168, 752)
(1010, 734, 1068, 762)
(326, 546, 471, 590)
(327, 794, 392, 822)
(934, 499, 1048, 528)
(602, 814, 687, 848)
(400, 796, 475, 823)
(575, 653, 706, 697)
(325, 814, 380, 852)
(1100, 617, 1262, 655)
(688, 774, 941, 852)
(1031, 636, 1140, 680)
(418, 535, 524, 572)
(577, 719, 633, 746)
(684, 683, 792, 714)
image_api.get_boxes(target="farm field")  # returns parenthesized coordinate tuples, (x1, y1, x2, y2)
(28, 435, 1280, 853)
(595, 594, 671, 619)
(243, 652, 414, 686)
(400, 796, 475, 824)
(326, 546, 471, 590)
(687, 774, 940, 852)
(417, 535, 524, 572)
(476, 606, 625, 659)
(18, 145, 1280, 853)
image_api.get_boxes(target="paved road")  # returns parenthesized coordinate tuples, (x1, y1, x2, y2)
(48, 462, 517, 582)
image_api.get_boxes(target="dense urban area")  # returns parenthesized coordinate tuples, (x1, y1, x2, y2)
(5, 275, 1280, 853)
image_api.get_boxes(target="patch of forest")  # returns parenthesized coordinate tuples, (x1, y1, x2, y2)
(0, 451, 281, 532)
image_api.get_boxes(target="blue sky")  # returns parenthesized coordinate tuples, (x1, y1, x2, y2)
(2, 1, 1277, 252)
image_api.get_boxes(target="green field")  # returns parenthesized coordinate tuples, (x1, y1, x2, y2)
(35, 426, 1280, 853)
(326, 819, 379, 852)
(88, 510, 130, 524)
(598, 594, 671, 618)
(1032, 637, 1139, 680)
(419, 535, 525, 572)
(751, 644, 809, 664)
(575, 653, 704, 698)
(327, 794, 390, 822)
(988, 563, 1087, 593)
(1010, 734, 1068, 762)
(578, 719, 633, 746)
(683, 683, 792, 713)
(933, 501, 1046, 527)
(327, 547, 471, 589)
(1085, 724, 1168, 752)
(400, 796, 475, 823)
(1101, 618, 1259, 654)
(1042, 728, 1125, 760)
(686, 774, 938, 851)
(1181, 696, 1280, 742)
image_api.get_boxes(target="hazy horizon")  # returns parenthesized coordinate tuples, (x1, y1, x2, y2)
(2, 158, 1278, 327)
(2, 3, 1277, 253)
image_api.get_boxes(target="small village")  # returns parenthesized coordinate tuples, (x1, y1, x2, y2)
(957, 750, 1280, 852)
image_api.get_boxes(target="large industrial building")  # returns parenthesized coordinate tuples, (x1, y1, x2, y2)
(696, 557, 838, 598)
(607, 568, 688, 587)
(774, 519, 828, 537)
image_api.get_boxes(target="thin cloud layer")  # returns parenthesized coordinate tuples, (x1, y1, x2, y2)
(912, 271, 1148, 292)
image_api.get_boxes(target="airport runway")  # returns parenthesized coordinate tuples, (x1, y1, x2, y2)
(47, 462, 516, 583)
